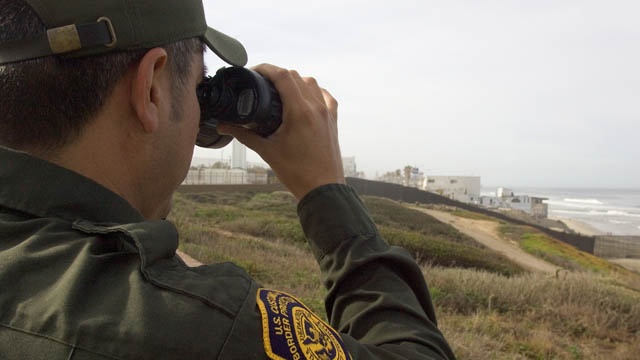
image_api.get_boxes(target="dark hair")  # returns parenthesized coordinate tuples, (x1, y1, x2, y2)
(0, 0, 203, 152)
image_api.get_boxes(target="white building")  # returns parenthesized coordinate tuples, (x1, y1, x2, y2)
(479, 188, 548, 218)
(405, 167, 425, 188)
(421, 176, 481, 204)
(231, 140, 247, 170)
(343, 157, 358, 178)
(497, 187, 514, 197)
(510, 196, 548, 218)
(376, 171, 404, 185)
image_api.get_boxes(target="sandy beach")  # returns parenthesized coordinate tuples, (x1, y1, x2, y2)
(550, 217, 604, 237)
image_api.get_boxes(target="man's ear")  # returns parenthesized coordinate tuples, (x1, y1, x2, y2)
(131, 48, 169, 133)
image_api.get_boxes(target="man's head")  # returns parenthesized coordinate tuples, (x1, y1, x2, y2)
(0, 0, 246, 153)
(0, 0, 248, 218)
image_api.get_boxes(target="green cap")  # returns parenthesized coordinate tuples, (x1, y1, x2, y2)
(0, 0, 248, 66)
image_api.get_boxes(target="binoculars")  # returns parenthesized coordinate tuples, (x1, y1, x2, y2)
(196, 67, 283, 148)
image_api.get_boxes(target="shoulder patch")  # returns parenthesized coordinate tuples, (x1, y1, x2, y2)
(256, 288, 352, 360)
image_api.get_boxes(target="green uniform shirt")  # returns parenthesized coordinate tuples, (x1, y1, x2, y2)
(0, 146, 454, 359)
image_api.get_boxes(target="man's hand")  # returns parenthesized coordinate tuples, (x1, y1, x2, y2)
(217, 64, 345, 200)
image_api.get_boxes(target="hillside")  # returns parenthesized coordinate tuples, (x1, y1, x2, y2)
(169, 189, 640, 359)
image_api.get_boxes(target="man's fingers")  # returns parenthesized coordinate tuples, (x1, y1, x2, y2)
(251, 64, 304, 106)
(253, 65, 325, 110)
(221, 63, 343, 199)
(217, 124, 268, 154)
(302, 76, 325, 103)
(322, 89, 338, 122)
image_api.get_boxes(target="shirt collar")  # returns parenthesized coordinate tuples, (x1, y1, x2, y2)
(0, 146, 145, 224)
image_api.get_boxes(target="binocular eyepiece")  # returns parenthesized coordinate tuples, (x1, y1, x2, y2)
(196, 67, 283, 148)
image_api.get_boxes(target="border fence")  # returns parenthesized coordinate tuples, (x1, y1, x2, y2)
(594, 236, 640, 258)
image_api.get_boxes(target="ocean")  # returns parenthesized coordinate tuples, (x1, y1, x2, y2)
(481, 187, 640, 236)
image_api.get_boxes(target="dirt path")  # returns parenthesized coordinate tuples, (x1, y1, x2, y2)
(177, 208, 558, 274)
(609, 259, 640, 273)
(415, 208, 558, 274)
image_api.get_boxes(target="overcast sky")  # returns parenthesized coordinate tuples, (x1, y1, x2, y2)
(194, 0, 640, 189)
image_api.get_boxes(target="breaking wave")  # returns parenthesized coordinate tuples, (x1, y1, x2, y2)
(564, 198, 603, 205)
(551, 209, 640, 218)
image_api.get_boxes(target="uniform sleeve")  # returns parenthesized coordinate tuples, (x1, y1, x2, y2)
(297, 184, 456, 360)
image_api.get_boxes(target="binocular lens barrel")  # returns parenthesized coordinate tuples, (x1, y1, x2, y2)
(196, 67, 282, 148)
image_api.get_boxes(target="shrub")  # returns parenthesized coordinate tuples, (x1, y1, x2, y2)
(363, 196, 483, 248)
(380, 226, 524, 276)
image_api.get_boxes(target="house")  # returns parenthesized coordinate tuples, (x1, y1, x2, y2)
(480, 187, 548, 218)
(421, 176, 481, 204)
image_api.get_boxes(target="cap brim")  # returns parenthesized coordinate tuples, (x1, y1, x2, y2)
(204, 27, 248, 67)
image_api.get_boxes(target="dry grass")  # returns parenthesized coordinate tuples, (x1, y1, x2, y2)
(170, 189, 640, 359)
(171, 203, 326, 314)
(430, 267, 640, 359)
(423, 204, 502, 223)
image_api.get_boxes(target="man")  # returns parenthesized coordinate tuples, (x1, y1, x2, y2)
(0, 0, 455, 359)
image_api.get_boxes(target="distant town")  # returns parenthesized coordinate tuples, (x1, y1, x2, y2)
(187, 142, 549, 219)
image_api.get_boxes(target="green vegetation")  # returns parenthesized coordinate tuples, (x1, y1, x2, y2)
(170, 189, 640, 359)
(432, 206, 501, 222)
(363, 198, 524, 275)
(364, 197, 481, 246)
(378, 226, 522, 276)
(362, 199, 521, 274)
(498, 224, 627, 275)
(179, 190, 306, 244)
(450, 209, 499, 222)
(175, 192, 524, 276)
(363, 196, 480, 247)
